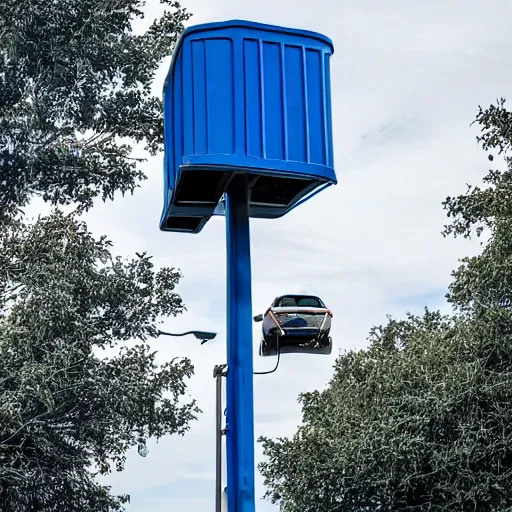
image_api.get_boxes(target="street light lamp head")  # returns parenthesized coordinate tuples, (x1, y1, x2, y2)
(192, 331, 217, 341)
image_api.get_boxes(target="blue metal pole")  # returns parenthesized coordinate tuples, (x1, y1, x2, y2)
(225, 174, 256, 512)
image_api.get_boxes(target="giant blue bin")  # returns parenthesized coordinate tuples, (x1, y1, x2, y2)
(160, 20, 336, 233)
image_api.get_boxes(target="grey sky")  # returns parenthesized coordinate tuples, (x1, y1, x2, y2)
(58, 0, 512, 510)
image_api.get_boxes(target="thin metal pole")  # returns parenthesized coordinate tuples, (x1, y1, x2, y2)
(225, 174, 256, 512)
(216, 371, 222, 512)
(214, 365, 226, 512)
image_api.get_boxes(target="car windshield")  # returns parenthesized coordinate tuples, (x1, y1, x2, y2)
(275, 296, 325, 308)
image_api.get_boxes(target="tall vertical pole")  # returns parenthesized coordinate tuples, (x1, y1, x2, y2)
(225, 174, 256, 512)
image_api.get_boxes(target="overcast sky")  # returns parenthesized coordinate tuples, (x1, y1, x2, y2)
(73, 0, 512, 510)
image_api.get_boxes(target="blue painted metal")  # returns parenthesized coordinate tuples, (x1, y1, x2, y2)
(225, 174, 256, 512)
(160, 19, 336, 233)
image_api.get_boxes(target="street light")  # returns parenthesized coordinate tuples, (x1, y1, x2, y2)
(158, 330, 217, 344)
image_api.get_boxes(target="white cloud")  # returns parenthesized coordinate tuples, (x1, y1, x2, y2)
(75, 0, 512, 509)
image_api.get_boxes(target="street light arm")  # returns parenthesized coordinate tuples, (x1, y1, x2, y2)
(158, 330, 193, 337)
(157, 330, 217, 341)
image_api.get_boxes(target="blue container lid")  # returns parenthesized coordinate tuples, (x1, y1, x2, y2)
(164, 19, 334, 90)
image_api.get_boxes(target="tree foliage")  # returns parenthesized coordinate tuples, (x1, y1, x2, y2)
(260, 100, 512, 511)
(0, 1, 200, 510)
(0, 212, 198, 511)
(0, 0, 190, 219)
(443, 98, 512, 241)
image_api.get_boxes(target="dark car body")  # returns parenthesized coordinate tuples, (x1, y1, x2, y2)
(254, 295, 333, 356)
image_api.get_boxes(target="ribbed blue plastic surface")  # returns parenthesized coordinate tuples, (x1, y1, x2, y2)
(160, 20, 336, 233)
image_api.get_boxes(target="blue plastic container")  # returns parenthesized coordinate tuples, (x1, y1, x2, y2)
(160, 20, 336, 233)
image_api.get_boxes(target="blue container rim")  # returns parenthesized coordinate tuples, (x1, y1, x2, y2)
(164, 19, 334, 91)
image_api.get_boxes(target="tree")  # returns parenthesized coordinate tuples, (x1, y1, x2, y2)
(0, 212, 199, 510)
(0, 0, 190, 220)
(443, 99, 512, 312)
(259, 99, 512, 511)
(0, 1, 200, 510)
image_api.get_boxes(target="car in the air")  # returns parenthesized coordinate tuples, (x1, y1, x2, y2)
(253, 294, 333, 356)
